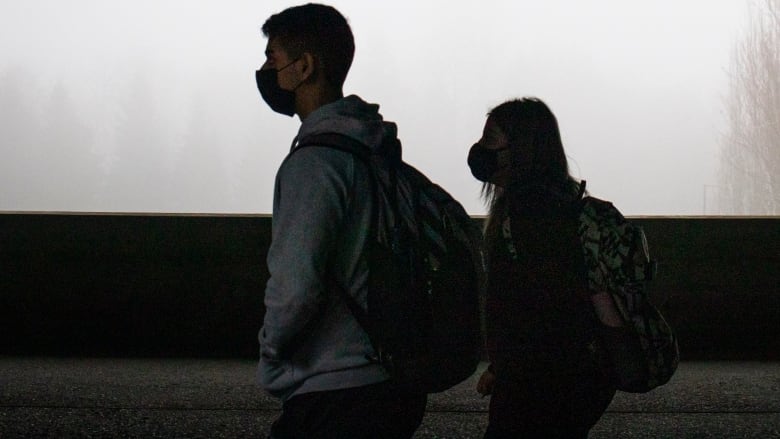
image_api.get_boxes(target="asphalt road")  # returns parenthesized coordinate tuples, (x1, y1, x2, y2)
(1, 359, 779, 438)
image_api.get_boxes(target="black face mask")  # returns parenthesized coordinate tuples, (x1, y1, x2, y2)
(468, 143, 509, 183)
(255, 60, 299, 117)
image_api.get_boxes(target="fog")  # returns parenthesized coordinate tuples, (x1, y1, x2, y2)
(0, 0, 748, 215)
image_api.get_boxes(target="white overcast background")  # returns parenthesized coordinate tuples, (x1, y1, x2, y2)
(0, 1, 749, 215)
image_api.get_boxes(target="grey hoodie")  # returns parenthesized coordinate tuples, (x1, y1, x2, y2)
(258, 95, 395, 401)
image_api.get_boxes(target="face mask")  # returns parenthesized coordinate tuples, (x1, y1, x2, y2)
(255, 59, 299, 117)
(468, 143, 509, 183)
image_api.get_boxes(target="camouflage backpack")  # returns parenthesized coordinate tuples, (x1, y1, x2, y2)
(579, 195, 679, 393)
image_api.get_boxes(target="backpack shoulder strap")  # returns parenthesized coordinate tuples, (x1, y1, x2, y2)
(293, 132, 384, 355)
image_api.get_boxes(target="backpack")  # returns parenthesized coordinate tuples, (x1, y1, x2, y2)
(579, 194, 679, 393)
(297, 133, 485, 393)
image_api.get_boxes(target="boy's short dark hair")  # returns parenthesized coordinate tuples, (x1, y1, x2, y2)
(262, 3, 355, 89)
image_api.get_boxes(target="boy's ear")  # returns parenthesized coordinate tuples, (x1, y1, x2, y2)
(299, 52, 317, 83)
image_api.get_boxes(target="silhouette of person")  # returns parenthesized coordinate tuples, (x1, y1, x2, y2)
(469, 98, 627, 438)
(255, 4, 426, 438)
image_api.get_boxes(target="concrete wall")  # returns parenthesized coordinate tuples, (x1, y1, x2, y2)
(638, 217, 779, 360)
(1, 213, 778, 359)
(0, 214, 269, 358)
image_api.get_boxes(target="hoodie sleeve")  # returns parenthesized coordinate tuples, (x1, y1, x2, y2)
(260, 146, 353, 362)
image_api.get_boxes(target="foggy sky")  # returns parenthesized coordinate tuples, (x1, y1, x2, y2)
(0, 0, 749, 215)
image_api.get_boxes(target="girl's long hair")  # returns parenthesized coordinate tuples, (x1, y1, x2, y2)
(481, 98, 582, 259)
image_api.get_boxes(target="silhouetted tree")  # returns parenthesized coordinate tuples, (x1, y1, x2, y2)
(39, 82, 103, 211)
(108, 72, 173, 212)
(170, 93, 229, 212)
(0, 67, 42, 210)
(719, 0, 780, 215)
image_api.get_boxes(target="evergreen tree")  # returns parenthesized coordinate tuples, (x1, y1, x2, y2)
(170, 93, 229, 212)
(108, 72, 172, 212)
(0, 67, 42, 211)
(40, 82, 102, 211)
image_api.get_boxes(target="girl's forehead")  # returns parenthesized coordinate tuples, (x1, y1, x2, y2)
(484, 118, 505, 137)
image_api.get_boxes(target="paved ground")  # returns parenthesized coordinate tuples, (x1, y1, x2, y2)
(1, 358, 779, 438)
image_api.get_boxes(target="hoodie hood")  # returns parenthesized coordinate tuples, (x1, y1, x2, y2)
(295, 95, 399, 155)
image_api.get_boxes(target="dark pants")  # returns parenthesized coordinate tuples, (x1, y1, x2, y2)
(484, 353, 615, 439)
(269, 381, 427, 439)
